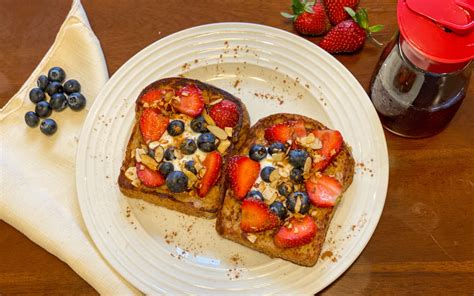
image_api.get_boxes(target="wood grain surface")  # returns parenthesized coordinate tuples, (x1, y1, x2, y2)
(1, 0, 473, 295)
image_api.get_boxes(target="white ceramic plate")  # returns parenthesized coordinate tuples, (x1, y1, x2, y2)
(77, 23, 388, 294)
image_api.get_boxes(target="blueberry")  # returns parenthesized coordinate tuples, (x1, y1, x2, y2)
(180, 139, 197, 155)
(50, 93, 68, 111)
(288, 149, 309, 168)
(260, 166, 275, 183)
(166, 171, 188, 193)
(246, 190, 264, 202)
(290, 167, 304, 183)
(46, 81, 63, 96)
(63, 79, 81, 94)
(286, 192, 310, 214)
(37, 75, 49, 90)
(67, 92, 86, 111)
(184, 160, 197, 174)
(40, 118, 57, 135)
(48, 66, 66, 82)
(29, 88, 45, 104)
(197, 133, 216, 152)
(24, 111, 40, 128)
(159, 162, 174, 176)
(268, 141, 286, 155)
(35, 101, 52, 118)
(190, 116, 208, 133)
(167, 120, 185, 136)
(277, 182, 294, 197)
(148, 149, 155, 158)
(164, 146, 177, 161)
(249, 144, 267, 161)
(269, 201, 287, 220)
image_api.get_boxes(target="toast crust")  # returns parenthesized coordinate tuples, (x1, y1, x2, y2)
(216, 113, 355, 266)
(118, 77, 250, 218)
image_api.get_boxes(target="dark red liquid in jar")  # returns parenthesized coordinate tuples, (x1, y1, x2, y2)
(369, 36, 472, 138)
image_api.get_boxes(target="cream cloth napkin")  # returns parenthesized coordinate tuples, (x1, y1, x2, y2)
(0, 1, 139, 294)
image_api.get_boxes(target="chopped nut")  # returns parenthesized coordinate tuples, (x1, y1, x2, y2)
(269, 169, 279, 182)
(140, 154, 158, 170)
(154, 146, 164, 163)
(224, 127, 233, 137)
(143, 102, 149, 108)
(131, 179, 141, 187)
(218, 139, 231, 153)
(135, 148, 147, 163)
(198, 167, 207, 178)
(310, 138, 322, 150)
(125, 167, 138, 181)
(264, 192, 277, 205)
(184, 170, 198, 188)
(263, 186, 274, 199)
(279, 167, 290, 178)
(202, 110, 216, 125)
(330, 149, 337, 156)
(246, 233, 257, 243)
(303, 157, 312, 174)
(271, 152, 285, 162)
(209, 98, 223, 105)
(270, 179, 279, 188)
(312, 153, 323, 164)
(294, 228, 299, 234)
(295, 196, 302, 213)
(159, 138, 169, 145)
(149, 141, 161, 150)
(207, 125, 228, 140)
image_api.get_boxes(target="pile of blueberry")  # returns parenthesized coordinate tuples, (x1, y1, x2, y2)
(154, 117, 216, 193)
(246, 142, 312, 219)
(24, 66, 86, 135)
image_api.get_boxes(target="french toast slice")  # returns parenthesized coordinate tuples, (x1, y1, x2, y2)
(216, 113, 354, 266)
(118, 77, 250, 218)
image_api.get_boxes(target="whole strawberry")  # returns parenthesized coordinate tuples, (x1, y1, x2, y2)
(319, 7, 383, 53)
(281, 0, 331, 36)
(323, 0, 359, 25)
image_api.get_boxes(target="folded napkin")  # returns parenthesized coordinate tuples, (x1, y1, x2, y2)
(0, 1, 139, 294)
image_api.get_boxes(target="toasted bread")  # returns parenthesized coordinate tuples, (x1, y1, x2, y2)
(216, 113, 355, 266)
(118, 78, 250, 218)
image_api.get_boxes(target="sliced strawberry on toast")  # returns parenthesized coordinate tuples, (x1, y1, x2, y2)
(139, 108, 169, 143)
(264, 120, 307, 144)
(274, 216, 317, 248)
(227, 156, 260, 200)
(209, 99, 240, 128)
(136, 163, 165, 187)
(240, 198, 280, 232)
(198, 151, 222, 197)
(306, 175, 342, 207)
(312, 129, 343, 171)
(173, 84, 205, 117)
(140, 88, 173, 105)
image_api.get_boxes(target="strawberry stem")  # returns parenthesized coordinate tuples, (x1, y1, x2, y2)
(344, 7, 384, 47)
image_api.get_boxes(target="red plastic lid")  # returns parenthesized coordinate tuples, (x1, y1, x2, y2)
(398, 0, 474, 64)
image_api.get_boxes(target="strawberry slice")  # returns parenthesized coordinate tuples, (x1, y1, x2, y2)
(198, 151, 222, 197)
(305, 175, 342, 207)
(240, 198, 280, 232)
(136, 163, 165, 187)
(274, 216, 317, 248)
(172, 84, 204, 117)
(312, 129, 343, 170)
(209, 99, 240, 128)
(227, 156, 260, 200)
(139, 108, 169, 143)
(264, 120, 307, 144)
(140, 88, 173, 105)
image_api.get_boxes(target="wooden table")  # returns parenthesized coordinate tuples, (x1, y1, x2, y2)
(1, 0, 473, 294)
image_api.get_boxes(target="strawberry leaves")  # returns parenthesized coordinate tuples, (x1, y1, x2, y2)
(281, 0, 315, 20)
(344, 7, 384, 46)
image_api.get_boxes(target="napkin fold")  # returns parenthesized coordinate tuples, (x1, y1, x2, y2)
(0, 1, 139, 294)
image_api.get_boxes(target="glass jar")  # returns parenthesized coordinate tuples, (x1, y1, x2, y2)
(369, 0, 473, 138)
(369, 34, 472, 138)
